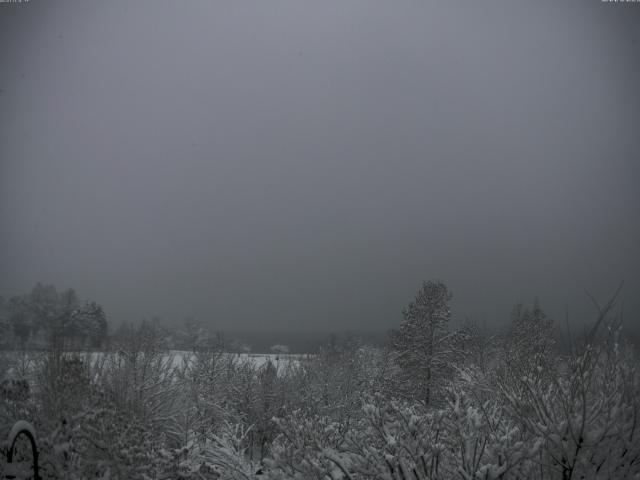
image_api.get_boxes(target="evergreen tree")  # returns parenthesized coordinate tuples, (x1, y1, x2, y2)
(390, 280, 453, 405)
(503, 299, 555, 383)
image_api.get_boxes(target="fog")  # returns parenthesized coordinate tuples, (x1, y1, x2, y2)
(1, 0, 638, 333)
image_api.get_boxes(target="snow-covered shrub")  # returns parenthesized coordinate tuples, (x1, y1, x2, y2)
(496, 292, 640, 480)
(266, 409, 352, 479)
(501, 338, 640, 479)
(267, 367, 538, 479)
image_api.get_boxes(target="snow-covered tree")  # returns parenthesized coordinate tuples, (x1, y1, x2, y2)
(4, 284, 108, 350)
(390, 280, 454, 405)
(498, 300, 556, 396)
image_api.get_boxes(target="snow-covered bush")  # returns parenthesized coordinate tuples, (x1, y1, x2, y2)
(266, 390, 540, 480)
(501, 338, 640, 479)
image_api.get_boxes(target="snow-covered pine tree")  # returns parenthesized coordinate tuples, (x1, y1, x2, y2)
(390, 280, 453, 406)
(502, 299, 555, 387)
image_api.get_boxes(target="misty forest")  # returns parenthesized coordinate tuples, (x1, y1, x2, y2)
(1, 1, 639, 480)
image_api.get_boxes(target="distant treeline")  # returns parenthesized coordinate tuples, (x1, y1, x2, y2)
(2, 282, 638, 354)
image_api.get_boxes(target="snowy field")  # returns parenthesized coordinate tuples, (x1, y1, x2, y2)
(0, 350, 310, 378)
(166, 351, 309, 370)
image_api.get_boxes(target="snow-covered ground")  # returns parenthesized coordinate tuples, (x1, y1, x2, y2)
(1, 350, 310, 378)
(166, 351, 309, 369)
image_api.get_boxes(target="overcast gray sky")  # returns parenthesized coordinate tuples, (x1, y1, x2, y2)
(1, 0, 639, 333)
